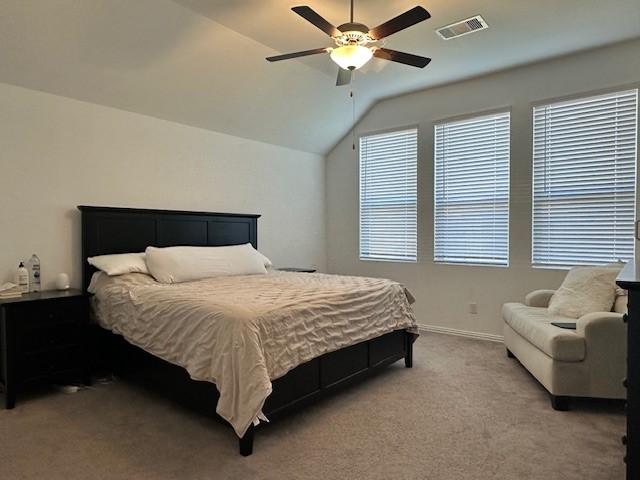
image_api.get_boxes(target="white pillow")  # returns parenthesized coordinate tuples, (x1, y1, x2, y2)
(87, 252, 149, 276)
(256, 250, 273, 268)
(547, 266, 620, 319)
(87, 271, 104, 294)
(145, 244, 267, 283)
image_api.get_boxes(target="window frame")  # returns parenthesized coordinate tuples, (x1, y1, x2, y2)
(530, 87, 639, 269)
(358, 125, 419, 263)
(433, 109, 511, 268)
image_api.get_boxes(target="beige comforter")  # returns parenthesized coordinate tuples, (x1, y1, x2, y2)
(90, 271, 417, 437)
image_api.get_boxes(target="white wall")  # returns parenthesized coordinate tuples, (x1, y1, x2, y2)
(0, 82, 326, 289)
(326, 39, 640, 337)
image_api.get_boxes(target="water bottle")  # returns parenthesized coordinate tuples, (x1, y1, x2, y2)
(27, 254, 41, 292)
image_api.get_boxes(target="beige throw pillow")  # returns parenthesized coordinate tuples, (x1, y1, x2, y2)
(613, 294, 628, 314)
(547, 266, 620, 319)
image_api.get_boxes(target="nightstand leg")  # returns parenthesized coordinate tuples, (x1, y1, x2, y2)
(5, 388, 16, 409)
(550, 394, 569, 411)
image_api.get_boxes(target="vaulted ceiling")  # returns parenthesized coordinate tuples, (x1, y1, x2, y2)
(1, 0, 638, 154)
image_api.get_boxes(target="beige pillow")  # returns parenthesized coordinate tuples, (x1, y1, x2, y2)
(613, 294, 628, 314)
(547, 266, 620, 319)
(604, 261, 628, 296)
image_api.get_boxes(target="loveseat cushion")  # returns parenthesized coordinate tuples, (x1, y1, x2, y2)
(502, 303, 585, 362)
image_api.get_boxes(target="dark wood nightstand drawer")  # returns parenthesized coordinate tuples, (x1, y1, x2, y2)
(19, 322, 84, 353)
(16, 299, 87, 327)
(20, 346, 84, 380)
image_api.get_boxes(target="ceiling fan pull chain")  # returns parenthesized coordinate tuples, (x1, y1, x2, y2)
(351, 83, 356, 151)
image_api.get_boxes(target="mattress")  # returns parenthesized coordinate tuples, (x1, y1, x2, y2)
(89, 270, 417, 437)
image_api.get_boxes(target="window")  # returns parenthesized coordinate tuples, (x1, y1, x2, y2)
(532, 89, 638, 267)
(359, 128, 417, 262)
(434, 112, 510, 266)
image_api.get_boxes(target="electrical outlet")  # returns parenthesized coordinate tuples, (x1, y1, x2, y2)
(469, 302, 478, 314)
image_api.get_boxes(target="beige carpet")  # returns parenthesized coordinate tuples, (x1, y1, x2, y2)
(0, 333, 625, 480)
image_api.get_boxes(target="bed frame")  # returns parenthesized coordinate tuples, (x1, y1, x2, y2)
(78, 205, 415, 456)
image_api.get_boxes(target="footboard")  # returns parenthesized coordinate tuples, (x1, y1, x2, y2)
(240, 329, 416, 455)
(265, 329, 413, 417)
(91, 326, 416, 456)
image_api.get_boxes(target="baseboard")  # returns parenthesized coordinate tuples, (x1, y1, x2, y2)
(418, 324, 504, 343)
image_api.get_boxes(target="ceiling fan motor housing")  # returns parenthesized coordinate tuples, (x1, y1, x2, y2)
(337, 22, 369, 35)
(335, 23, 372, 46)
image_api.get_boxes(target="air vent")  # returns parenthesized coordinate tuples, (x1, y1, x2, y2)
(436, 15, 488, 40)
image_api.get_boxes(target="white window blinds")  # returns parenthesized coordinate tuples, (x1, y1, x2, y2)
(359, 128, 417, 262)
(434, 112, 510, 266)
(532, 89, 638, 268)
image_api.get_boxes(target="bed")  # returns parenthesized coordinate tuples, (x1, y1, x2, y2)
(79, 205, 417, 455)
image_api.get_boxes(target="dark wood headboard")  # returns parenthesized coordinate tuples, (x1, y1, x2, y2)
(78, 206, 260, 292)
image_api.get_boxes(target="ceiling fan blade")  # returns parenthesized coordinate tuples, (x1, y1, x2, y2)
(336, 68, 352, 86)
(373, 48, 431, 68)
(368, 6, 431, 40)
(266, 47, 329, 62)
(291, 6, 342, 37)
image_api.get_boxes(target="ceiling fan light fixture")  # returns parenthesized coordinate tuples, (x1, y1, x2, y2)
(267, 3, 432, 85)
(330, 45, 373, 71)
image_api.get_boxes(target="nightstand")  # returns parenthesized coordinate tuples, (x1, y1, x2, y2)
(277, 267, 317, 273)
(0, 290, 90, 409)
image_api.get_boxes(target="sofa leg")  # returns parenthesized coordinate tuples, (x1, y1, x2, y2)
(550, 395, 569, 411)
(506, 348, 515, 358)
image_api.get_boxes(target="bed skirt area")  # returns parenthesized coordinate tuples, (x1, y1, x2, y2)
(90, 326, 416, 455)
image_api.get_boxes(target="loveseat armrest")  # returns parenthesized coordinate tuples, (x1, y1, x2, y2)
(525, 289, 556, 308)
(576, 312, 625, 338)
(576, 311, 627, 397)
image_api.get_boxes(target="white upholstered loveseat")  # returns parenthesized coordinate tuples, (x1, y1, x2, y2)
(503, 289, 627, 410)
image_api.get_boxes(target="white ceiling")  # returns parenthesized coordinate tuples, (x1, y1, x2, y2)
(1, 0, 638, 154)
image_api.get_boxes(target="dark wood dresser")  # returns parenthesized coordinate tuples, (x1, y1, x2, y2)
(616, 262, 640, 479)
(0, 289, 90, 408)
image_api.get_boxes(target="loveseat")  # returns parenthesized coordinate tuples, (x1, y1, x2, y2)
(503, 289, 627, 410)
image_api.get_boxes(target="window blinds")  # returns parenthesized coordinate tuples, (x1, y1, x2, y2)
(532, 89, 638, 267)
(434, 112, 510, 266)
(359, 128, 417, 262)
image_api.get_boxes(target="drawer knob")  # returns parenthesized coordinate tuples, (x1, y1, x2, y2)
(623, 378, 628, 388)
(622, 435, 627, 445)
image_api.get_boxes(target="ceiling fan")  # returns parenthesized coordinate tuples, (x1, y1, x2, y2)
(266, 1, 432, 86)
